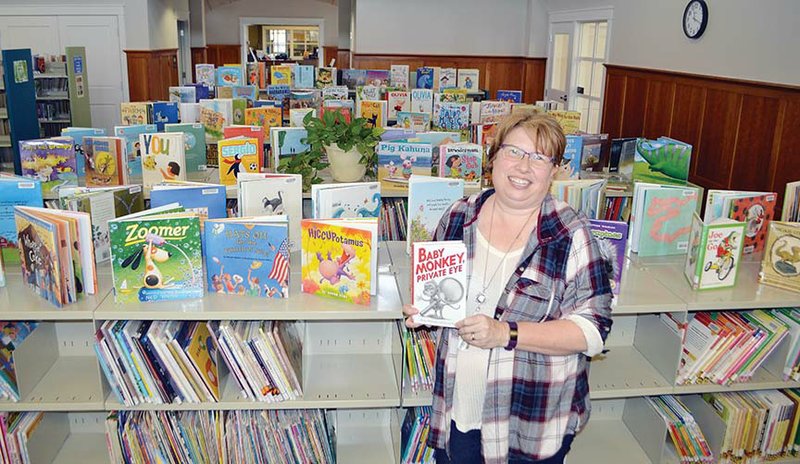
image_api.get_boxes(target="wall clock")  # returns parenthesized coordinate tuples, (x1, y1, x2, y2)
(683, 0, 709, 39)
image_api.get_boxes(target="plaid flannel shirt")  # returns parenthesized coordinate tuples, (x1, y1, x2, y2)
(427, 190, 613, 463)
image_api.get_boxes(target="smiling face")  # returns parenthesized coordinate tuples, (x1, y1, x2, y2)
(491, 126, 559, 212)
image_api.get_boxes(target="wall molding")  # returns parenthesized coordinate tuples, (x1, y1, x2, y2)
(548, 7, 614, 23)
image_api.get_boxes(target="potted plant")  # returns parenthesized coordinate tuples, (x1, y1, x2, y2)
(302, 110, 383, 183)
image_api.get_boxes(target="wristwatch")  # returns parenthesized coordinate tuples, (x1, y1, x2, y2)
(504, 321, 518, 351)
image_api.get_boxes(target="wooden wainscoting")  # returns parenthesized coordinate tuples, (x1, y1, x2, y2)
(602, 64, 800, 203)
(124, 49, 179, 102)
(190, 47, 208, 82)
(337, 48, 351, 69)
(322, 46, 338, 67)
(352, 54, 546, 103)
(206, 44, 241, 67)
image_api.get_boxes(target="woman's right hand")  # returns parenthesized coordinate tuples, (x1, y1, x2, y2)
(403, 304, 423, 329)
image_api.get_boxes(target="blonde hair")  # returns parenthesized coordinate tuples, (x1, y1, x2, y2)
(487, 112, 567, 172)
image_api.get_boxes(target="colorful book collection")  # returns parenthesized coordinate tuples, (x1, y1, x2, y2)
(0, 411, 44, 463)
(401, 407, 435, 464)
(403, 328, 436, 393)
(646, 395, 715, 464)
(0, 322, 39, 401)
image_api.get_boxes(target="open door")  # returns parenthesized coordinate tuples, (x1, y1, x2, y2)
(545, 21, 574, 110)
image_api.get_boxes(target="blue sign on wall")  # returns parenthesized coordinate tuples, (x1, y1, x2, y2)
(73, 56, 83, 74)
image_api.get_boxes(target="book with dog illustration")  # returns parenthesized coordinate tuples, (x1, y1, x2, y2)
(204, 216, 290, 298)
(108, 206, 203, 303)
(411, 241, 467, 328)
(301, 218, 378, 305)
(237, 172, 303, 252)
(684, 212, 746, 291)
(760, 221, 800, 294)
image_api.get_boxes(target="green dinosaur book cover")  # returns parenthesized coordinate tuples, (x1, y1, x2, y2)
(109, 211, 204, 303)
(633, 137, 692, 186)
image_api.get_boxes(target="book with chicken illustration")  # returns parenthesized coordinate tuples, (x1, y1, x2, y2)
(760, 221, 800, 294)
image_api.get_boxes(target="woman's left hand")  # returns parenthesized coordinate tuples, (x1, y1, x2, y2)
(455, 314, 509, 349)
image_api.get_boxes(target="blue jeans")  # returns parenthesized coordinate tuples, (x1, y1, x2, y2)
(434, 421, 574, 464)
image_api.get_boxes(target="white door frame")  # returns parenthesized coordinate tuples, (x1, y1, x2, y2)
(239, 17, 325, 67)
(0, 4, 129, 102)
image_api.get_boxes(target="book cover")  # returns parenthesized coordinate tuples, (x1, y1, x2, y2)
(377, 142, 433, 192)
(216, 66, 243, 87)
(557, 135, 583, 180)
(294, 65, 315, 89)
(782, 180, 800, 221)
(237, 173, 303, 252)
(289, 108, 315, 127)
(684, 213, 746, 290)
(120, 102, 151, 126)
(270, 127, 310, 169)
(356, 85, 381, 105)
(195, 64, 215, 88)
(311, 182, 381, 219)
(150, 183, 227, 221)
(231, 98, 247, 124)
(390, 64, 410, 90)
(13, 207, 64, 306)
(204, 218, 290, 298)
(760, 221, 800, 293)
(360, 100, 387, 129)
(19, 139, 77, 196)
(244, 107, 282, 141)
(548, 110, 582, 135)
(341, 69, 367, 89)
(109, 213, 203, 303)
(114, 124, 158, 180)
(416, 67, 435, 90)
(457, 69, 479, 91)
(396, 112, 431, 132)
(218, 137, 261, 185)
(168, 86, 196, 104)
(609, 137, 637, 179)
(164, 123, 207, 173)
(190, 83, 211, 100)
(411, 241, 467, 328)
(300, 218, 376, 305)
(199, 99, 233, 143)
(151, 102, 179, 131)
(224, 126, 265, 165)
(365, 69, 389, 89)
(579, 134, 609, 174)
(434, 102, 470, 136)
(138, 133, 187, 188)
(181, 322, 220, 401)
(270, 65, 292, 86)
(179, 103, 200, 126)
(232, 86, 257, 102)
(322, 86, 349, 101)
(588, 220, 628, 296)
(438, 68, 456, 90)
(633, 137, 692, 186)
(410, 89, 433, 114)
(636, 186, 699, 257)
(83, 137, 126, 187)
(387, 91, 410, 121)
(316, 67, 336, 88)
(61, 127, 106, 184)
(289, 90, 322, 111)
(439, 143, 482, 187)
(407, 175, 464, 252)
(726, 193, 777, 254)
(410, 131, 460, 177)
(478, 101, 511, 124)
(439, 89, 468, 103)
(496, 90, 522, 103)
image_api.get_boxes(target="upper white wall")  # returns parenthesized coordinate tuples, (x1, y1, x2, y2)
(148, 0, 189, 49)
(189, 0, 206, 47)
(546, 0, 800, 85)
(527, 0, 548, 57)
(205, 0, 338, 45)
(338, 0, 351, 49)
(354, 0, 529, 55)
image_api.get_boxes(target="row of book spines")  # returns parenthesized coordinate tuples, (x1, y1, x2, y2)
(604, 195, 632, 222)
(401, 407, 435, 464)
(403, 329, 436, 392)
(380, 198, 408, 241)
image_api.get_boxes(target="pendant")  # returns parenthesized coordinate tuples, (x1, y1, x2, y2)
(475, 292, 486, 304)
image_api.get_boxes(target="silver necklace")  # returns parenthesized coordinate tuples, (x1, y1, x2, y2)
(474, 201, 537, 305)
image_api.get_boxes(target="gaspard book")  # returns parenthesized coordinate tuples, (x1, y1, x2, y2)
(411, 241, 467, 328)
(684, 212, 746, 291)
(760, 221, 800, 294)
(237, 172, 303, 252)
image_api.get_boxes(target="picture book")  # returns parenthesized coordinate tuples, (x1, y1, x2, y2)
(550, 179, 607, 220)
(548, 110, 582, 135)
(178, 321, 221, 401)
(377, 142, 433, 192)
(311, 182, 381, 219)
(381, 127, 417, 142)
(319, 105, 351, 124)
(245, 107, 282, 141)
(151, 182, 227, 221)
(198, 99, 233, 143)
(322, 86, 349, 101)
(19, 138, 77, 196)
(630, 182, 700, 257)
(204, 216, 290, 298)
(294, 65, 315, 89)
(511, 103, 545, 115)
(246, 62, 265, 88)
(301, 218, 378, 304)
(195, 64, 215, 88)
(684, 212, 746, 291)
(216, 65, 243, 87)
(341, 69, 367, 89)
(365, 69, 390, 89)
(434, 102, 470, 137)
(151, 101, 180, 131)
(237, 172, 303, 252)
(407, 175, 464, 253)
(164, 123, 207, 174)
(355, 85, 381, 105)
(360, 100, 387, 129)
(439, 143, 482, 187)
(316, 67, 336, 88)
(411, 241, 467, 327)
(411, 89, 434, 114)
(61, 127, 106, 184)
(217, 84, 234, 99)
(496, 90, 523, 103)
(579, 134, 609, 175)
(270, 65, 292, 86)
(415, 67, 435, 90)
(478, 100, 511, 124)
(120, 102, 152, 126)
(190, 83, 211, 100)
(217, 137, 261, 185)
(289, 108, 315, 127)
(0, 176, 43, 265)
(556, 135, 583, 180)
(782, 180, 800, 221)
(396, 112, 431, 132)
(439, 89, 468, 103)
(13, 207, 65, 306)
(223, 125, 265, 170)
(609, 137, 637, 180)
(109, 208, 203, 303)
(138, 132, 187, 189)
(588, 219, 628, 296)
(231, 98, 248, 124)
(83, 136, 127, 187)
(438, 68, 456, 90)
(409, 131, 460, 177)
(457, 69, 479, 91)
(633, 137, 692, 186)
(289, 90, 322, 111)
(390, 64, 410, 90)
(168, 86, 196, 104)
(704, 190, 777, 255)
(387, 91, 410, 121)
(760, 221, 800, 293)
(114, 124, 157, 179)
(270, 127, 310, 170)
(232, 85, 257, 102)
(0, 251, 4, 287)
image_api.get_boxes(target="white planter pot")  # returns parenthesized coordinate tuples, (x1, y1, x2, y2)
(326, 143, 366, 182)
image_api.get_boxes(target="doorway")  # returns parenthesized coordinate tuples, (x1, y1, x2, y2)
(177, 20, 191, 85)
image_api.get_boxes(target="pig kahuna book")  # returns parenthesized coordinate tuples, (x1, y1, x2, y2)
(411, 241, 467, 328)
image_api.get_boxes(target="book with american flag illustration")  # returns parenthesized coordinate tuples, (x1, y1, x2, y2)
(203, 216, 290, 298)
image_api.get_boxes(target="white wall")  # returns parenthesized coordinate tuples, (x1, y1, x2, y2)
(354, 0, 529, 55)
(189, 0, 206, 47)
(526, 0, 548, 57)
(205, 0, 338, 45)
(338, 0, 351, 49)
(148, 0, 189, 49)
(545, 0, 800, 85)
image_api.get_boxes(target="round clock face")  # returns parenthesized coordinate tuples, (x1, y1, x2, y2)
(683, 0, 708, 39)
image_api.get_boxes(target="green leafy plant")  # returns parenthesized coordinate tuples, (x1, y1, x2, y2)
(302, 110, 384, 179)
(276, 146, 328, 192)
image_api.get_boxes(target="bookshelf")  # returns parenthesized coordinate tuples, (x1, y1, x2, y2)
(34, 47, 92, 137)
(1, 49, 40, 175)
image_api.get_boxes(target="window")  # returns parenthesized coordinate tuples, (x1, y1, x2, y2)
(573, 21, 608, 133)
(261, 26, 319, 60)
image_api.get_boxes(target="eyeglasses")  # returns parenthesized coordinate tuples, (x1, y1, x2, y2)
(499, 144, 555, 167)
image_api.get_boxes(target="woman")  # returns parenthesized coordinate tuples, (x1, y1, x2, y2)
(404, 113, 613, 464)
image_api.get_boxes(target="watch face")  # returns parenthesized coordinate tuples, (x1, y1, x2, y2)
(684, 0, 708, 38)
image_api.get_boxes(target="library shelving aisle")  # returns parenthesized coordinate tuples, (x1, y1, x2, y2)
(386, 241, 800, 464)
(0, 245, 407, 463)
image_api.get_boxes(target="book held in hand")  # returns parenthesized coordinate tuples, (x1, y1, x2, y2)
(411, 241, 467, 328)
